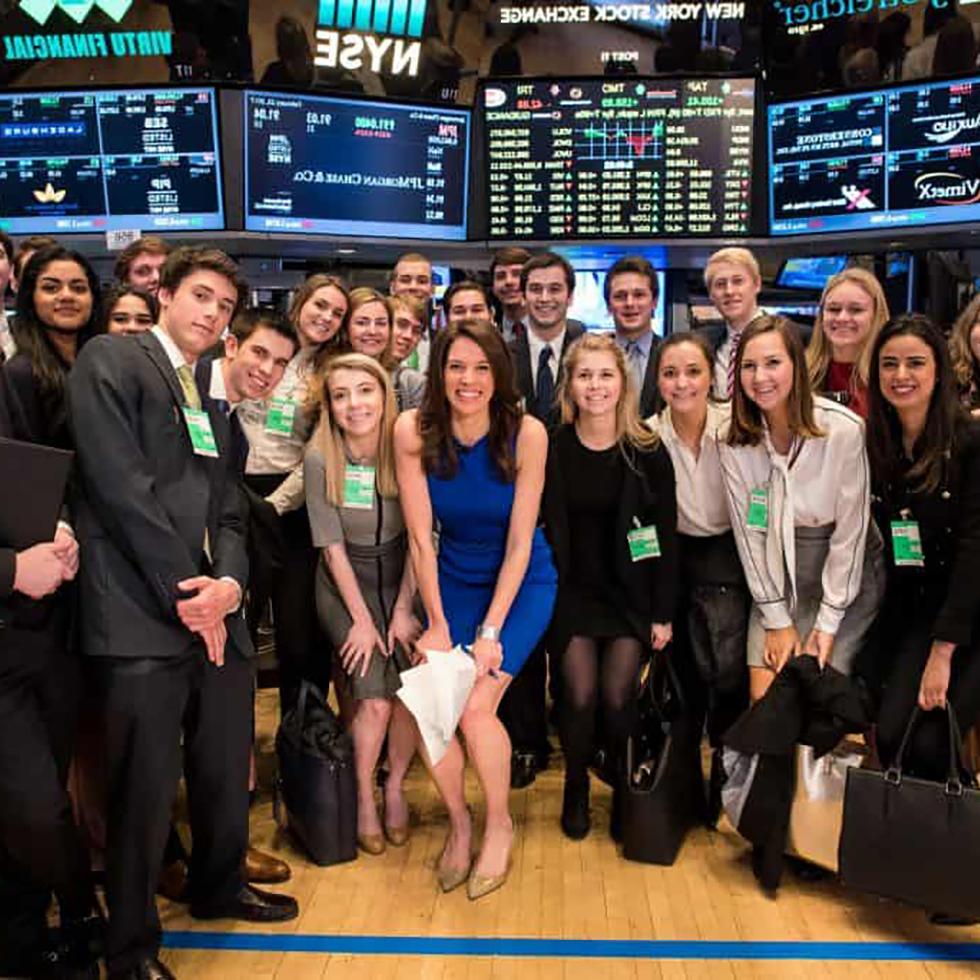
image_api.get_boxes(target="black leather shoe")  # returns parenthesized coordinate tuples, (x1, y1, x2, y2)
(190, 885, 299, 923)
(510, 752, 537, 789)
(560, 777, 590, 840)
(107, 955, 176, 980)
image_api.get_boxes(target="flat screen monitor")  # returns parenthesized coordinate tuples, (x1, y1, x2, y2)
(769, 74, 980, 236)
(481, 76, 756, 239)
(244, 90, 470, 240)
(776, 255, 848, 291)
(0, 87, 224, 234)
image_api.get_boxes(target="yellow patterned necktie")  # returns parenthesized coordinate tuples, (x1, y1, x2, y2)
(176, 363, 201, 411)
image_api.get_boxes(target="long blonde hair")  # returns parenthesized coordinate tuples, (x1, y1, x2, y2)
(949, 292, 980, 399)
(309, 353, 399, 505)
(806, 267, 889, 393)
(556, 333, 658, 452)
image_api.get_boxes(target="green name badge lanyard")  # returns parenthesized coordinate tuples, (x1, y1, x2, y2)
(265, 398, 296, 437)
(627, 518, 661, 562)
(891, 518, 925, 568)
(344, 464, 376, 510)
(182, 407, 219, 458)
(747, 488, 768, 530)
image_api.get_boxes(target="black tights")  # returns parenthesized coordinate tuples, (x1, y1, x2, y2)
(559, 635, 643, 786)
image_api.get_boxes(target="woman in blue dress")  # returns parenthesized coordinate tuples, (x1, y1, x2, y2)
(394, 319, 557, 901)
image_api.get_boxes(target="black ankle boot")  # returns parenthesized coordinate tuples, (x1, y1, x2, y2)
(560, 777, 591, 840)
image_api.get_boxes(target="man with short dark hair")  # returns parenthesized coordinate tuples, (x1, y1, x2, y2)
(114, 236, 172, 298)
(69, 248, 298, 980)
(444, 280, 493, 325)
(490, 246, 531, 342)
(605, 255, 662, 417)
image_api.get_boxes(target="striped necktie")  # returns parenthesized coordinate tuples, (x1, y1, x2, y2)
(726, 330, 743, 400)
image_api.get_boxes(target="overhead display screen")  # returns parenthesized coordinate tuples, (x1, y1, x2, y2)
(0, 88, 224, 235)
(244, 91, 470, 240)
(769, 75, 980, 236)
(482, 77, 756, 239)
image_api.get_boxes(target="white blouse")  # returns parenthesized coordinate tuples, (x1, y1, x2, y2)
(648, 401, 732, 537)
(716, 397, 870, 636)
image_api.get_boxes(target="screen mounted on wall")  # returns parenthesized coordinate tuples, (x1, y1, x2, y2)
(244, 89, 470, 240)
(0, 87, 224, 234)
(769, 74, 980, 236)
(481, 76, 756, 240)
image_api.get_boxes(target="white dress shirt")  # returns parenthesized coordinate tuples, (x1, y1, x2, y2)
(648, 401, 732, 537)
(0, 312, 15, 361)
(712, 326, 738, 400)
(238, 346, 316, 514)
(527, 325, 567, 389)
(716, 397, 870, 636)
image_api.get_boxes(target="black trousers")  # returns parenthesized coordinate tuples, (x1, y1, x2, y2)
(875, 618, 980, 780)
(93, 650, 254, 974)
(499, 637, 550, 761)
(245, 474, 329, 715)
(672, 533, 751, 747)
(0, 628, 93, 969)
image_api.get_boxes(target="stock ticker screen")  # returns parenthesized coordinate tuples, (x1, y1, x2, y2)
(481, 78, 756, 239)
(769, 74, 980, 236)
(0, 88, 224, 234)
(244, 91, 470, 240)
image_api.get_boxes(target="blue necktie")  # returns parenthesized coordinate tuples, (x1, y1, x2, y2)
(535, 345, 554, 420)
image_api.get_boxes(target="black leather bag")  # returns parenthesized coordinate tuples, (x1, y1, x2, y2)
(839, 706, 980, 918)
(622, 647, 705, 865)
(275, 682, 357, 867)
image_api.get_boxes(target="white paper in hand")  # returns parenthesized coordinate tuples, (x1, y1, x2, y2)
(396, 646, 477, 764)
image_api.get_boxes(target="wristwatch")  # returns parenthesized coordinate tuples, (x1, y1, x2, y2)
(476, 623, 500, 642)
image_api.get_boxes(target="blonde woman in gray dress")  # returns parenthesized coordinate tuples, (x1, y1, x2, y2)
(305, 353, 421, 854)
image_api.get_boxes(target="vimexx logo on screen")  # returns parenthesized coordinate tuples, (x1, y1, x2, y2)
(315, 0, 426, 76)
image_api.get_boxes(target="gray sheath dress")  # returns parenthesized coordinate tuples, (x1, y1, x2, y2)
(305, 448, 412, 699)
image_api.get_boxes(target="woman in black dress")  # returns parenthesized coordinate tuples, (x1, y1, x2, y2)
(544, 333, 678, 841)
(865, 315, 980, 780)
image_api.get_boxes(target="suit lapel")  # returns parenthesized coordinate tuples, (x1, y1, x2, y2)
(138, 331, 187, 410)
(512, 331, 534, 404)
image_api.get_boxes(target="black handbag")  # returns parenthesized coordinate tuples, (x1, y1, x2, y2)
(839, 706, 980, 918)
(275, 682, 357, 867)
(622, 647, 705, 865)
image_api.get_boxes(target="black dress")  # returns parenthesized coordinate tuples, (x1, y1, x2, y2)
(554, 431, 637, 641)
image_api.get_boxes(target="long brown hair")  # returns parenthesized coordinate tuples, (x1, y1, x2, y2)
(806, 267, 890, 394)
(948, 292, 980, 402)
(727, 315, 825, 446)
(342, 286, 396, 370)
(309, 353, 399, 504)
(288, 273, 350, 371)
(556, 333, 658, 452)
(419, 319, 522, 481)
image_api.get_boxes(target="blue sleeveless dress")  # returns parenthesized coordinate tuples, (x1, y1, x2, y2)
(427, 435, 557, 676)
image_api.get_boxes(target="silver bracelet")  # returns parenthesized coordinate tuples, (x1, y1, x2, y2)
(476, 623, 500, 642)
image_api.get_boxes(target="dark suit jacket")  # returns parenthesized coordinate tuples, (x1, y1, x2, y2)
(68, 332, 252, 661)
(632, 333, 663, 418)
(508, 321, 584, 430)
(694, 317, 813, 357)
(0, 369, 15, 604)
(542, 424, 679, 652)
(3, 351, 72, 449)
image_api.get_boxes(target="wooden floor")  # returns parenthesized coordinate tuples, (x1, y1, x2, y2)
(158, 690, 980, 979)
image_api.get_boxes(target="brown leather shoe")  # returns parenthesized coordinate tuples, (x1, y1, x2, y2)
(157, 859, 189, 903)
(243, 846, 291, 884)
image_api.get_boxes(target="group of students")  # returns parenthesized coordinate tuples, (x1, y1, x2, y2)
(2, 235, 980, 980)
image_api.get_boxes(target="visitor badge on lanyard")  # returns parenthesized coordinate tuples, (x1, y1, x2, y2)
(344, 464, 376, 509)
(747, 488, 768, 530)
(891, 511, 924, 568)
(627, 517, 661, 562)
(265, 398, 296, 437)
(183, 408, 219, 457)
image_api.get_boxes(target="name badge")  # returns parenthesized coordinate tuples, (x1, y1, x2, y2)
(891, 519, 925, 567)
(183, 408, 219, 457)
(265, 398, 296, 437)
(627, 522, 661, 562)
(343, 464, 376, 509)
(747, 488, 768, 530)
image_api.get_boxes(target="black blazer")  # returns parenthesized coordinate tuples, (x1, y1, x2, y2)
(543, 424, 679, 651)
(3, 351, 73, 449)
(636, 334, 663, 418)
(67, 332, 252, 661)
(508, 320, 584, 430)
(872, 418, 980, 649)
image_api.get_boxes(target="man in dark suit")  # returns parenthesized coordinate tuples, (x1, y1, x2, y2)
(0, 370, 101, 978)
(68, 248, 298, 980)
(606, 256, 662, 418)
(501, 251, 584, 788)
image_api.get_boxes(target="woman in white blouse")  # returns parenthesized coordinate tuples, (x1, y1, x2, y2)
(717, 315, 884, 702)
(649, 331, 750, 821)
